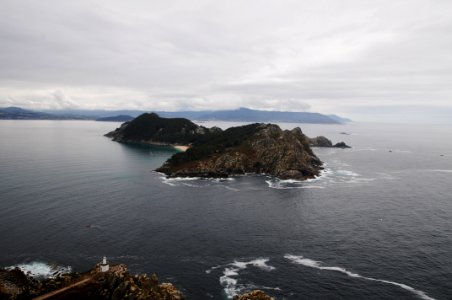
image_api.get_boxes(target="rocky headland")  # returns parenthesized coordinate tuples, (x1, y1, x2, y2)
(106, 113, 351, 180)
(0, 262, 183, 300)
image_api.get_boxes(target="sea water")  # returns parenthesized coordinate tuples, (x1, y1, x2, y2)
(0, 120, 451, 299)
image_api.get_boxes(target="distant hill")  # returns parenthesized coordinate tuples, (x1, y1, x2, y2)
(0, 107, 55, 119)
(156, 108, 344, 124)
(1, 107, 350, 124)
(327, 114, 352, 123)
(0, 107, 90, 120)
(96, 115, 133, 122)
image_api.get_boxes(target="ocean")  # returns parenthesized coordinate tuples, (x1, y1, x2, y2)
(0, 120, 451, 299)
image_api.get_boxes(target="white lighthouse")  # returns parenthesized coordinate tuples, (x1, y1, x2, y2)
(100, 256, 109, 272)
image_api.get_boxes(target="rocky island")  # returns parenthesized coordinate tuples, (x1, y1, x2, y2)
(106, 113, 323, 180)
(106, 113, 350, 180)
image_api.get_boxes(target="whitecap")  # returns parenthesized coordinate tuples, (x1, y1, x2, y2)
(6, 262, 72, 279)
(213, 258, 276, 299)
(284, 254, 435, 300)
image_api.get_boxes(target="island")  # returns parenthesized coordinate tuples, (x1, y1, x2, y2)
(105, 113, 324, 180)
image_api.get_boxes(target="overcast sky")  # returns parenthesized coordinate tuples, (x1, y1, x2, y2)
(1, 0, 451, 122)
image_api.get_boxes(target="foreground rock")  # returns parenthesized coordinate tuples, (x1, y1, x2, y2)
(309, 136, 351, 148)
(0, 263, 183, 300)
(233, 290, 274, 300)
(157, 123, 322, 180)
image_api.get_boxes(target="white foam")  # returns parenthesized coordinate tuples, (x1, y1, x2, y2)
(160, 175, 236, 187)
(336, 170, 360, 177)
(284, 254, 435, 300)
(216, 258, 276, 299)
(430, 169, 452, 173)
(6, 262, 72, 279)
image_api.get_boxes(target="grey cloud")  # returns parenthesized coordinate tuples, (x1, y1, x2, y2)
(0, 0, 452, 122)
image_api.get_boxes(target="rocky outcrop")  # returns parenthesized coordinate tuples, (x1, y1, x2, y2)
(0, 263, 183, 300)
(309, 136, 351, 148)
(157, 123, 323, 180)
(94, 268, 183, 300)
(233, 290, 274, 300)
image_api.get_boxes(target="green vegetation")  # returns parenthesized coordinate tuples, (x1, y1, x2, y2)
(167, 123, 263, 164)
(121, 113, 202, 144)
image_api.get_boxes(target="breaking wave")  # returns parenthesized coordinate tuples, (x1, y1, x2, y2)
(284, 254, 435, 300)
(209, 258, 276, 299)
(5, 261, 72, 279)
(160, 175, 235, 187)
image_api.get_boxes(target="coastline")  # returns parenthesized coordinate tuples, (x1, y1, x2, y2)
(173, 145, 190, 152)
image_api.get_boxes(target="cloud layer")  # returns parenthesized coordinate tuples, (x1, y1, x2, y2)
(1, 0, 451, 122)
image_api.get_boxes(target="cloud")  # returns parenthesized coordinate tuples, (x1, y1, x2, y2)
(0, 0, 451, 122)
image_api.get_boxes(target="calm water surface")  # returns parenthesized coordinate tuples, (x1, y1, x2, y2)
(0, 120, 451, 299)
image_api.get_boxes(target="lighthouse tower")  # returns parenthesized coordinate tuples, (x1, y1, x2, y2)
(100, 256, 109, 272)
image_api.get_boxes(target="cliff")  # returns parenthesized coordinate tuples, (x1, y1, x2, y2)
(156, 123, 322, 180)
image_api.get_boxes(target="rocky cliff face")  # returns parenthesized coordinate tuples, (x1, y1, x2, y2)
(157, 123, 323, 180)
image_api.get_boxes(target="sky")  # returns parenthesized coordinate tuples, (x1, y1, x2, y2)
(0, 0, 451, 122)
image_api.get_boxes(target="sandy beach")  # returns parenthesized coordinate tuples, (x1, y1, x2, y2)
(173, 145, 190, 152)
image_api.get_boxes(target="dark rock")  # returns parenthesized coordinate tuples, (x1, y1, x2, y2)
(308, 136, 333, 147)
(233, 290, 274, 300)
(333, 142, 351, 148)
(309, 136, 351, 148)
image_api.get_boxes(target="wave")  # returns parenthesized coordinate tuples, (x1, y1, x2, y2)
(160, 175, 236, 187)
(213, 258, 275, 299)
(5, 261, 72, 279)
(284, 254, 435, 300)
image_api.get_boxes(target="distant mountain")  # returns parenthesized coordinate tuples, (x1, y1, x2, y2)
(0, 107, 91, 120)
(96, 115, 134, 122)
(154, 108, 343, 124)
(327, 114, 352, 123)
(1, 107, 350, 124)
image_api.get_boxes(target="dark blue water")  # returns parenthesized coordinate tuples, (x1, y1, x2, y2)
(0, 120, 451, 299)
